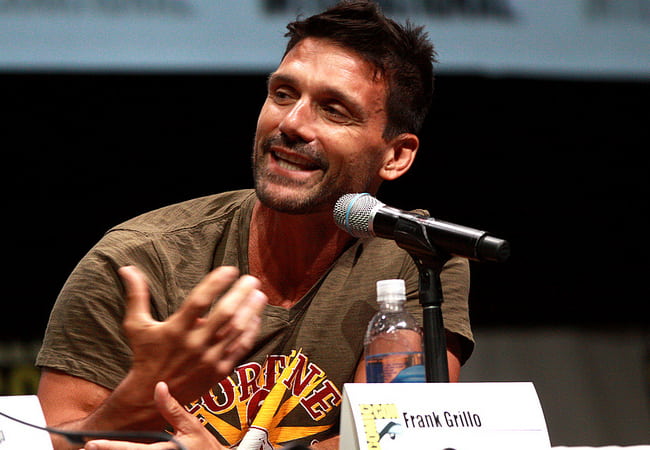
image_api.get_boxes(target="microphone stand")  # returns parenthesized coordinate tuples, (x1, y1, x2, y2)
(392, 217, 450, 383)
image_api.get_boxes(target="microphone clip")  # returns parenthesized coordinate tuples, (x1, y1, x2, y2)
(393, 215, 450, 271)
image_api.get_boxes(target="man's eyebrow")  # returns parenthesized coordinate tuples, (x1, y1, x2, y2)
(266, 72, 295, 89)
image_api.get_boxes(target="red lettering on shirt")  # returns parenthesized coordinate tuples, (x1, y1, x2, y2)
(300, 380, 342, 420)
(235, 362, 262, 403)
(284, 353, 324, 396)
(263, 355, 286, 391)
(200, 376, 237, 414)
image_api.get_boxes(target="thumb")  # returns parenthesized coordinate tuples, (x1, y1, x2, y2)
(119, 265, 154, 327)
(154, 381, 200, 433)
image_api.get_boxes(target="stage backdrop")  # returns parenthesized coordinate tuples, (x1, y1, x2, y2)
(1, 0, 649, 79)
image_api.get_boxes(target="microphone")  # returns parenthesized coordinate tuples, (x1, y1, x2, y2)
(333, 193, 510, 263)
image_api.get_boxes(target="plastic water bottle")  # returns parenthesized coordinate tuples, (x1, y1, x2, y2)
(364, 279, 425, 383)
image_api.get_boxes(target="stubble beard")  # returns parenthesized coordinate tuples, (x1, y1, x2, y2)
(252, 135, 379, 215)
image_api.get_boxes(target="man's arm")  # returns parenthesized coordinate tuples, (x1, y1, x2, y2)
(37, 370, 112, 450)
(37, 265, 267, 450)
(445, 330, 463, 382)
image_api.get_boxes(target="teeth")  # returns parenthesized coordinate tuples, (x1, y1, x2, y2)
(277, 158, 304, 171)
(273, 151, 316, 171)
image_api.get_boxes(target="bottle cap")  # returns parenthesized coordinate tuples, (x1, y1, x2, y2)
(376, 279, 406, 303)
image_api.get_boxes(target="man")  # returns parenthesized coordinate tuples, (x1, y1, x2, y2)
(36, 2, 474, 449)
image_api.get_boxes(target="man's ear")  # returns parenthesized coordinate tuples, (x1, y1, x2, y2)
(379, 133, 419, 181)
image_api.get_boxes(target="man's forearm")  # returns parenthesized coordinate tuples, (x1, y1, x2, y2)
(86, 372, 163, 431)
(46, 374, 164, 450)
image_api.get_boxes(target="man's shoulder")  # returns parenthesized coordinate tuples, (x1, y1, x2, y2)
(108, 189, 256, 235)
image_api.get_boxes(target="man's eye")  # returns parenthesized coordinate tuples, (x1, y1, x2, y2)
(271, 89, 294, 104)
(322, 104, 350, 122)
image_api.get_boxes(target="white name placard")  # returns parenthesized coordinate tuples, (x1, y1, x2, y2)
(0, 395, 53, 449)
(340, 382, 550, 450)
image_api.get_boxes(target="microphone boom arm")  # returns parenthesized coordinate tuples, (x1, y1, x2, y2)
(391, 216, 450, 383)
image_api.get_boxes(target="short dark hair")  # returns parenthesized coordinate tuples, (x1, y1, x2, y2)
(284, 0, 436, 138)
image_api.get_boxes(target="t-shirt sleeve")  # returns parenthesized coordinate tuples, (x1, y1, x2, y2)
(35, 230, 163, 390)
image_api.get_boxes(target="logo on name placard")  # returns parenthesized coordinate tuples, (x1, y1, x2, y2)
(359, 403, 403, 449)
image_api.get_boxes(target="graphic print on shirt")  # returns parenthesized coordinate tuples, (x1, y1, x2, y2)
(186, 350, 343, 447)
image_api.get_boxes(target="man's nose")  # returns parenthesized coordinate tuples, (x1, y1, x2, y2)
(278, 99, 316, 143)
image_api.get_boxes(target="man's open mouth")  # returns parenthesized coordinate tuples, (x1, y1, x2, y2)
(272, 150, 321, 171)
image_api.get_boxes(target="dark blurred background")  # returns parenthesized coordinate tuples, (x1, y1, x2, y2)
(3, 73, 648, 339)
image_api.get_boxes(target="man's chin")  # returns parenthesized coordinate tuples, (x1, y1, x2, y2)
(255, 185, 333, 215)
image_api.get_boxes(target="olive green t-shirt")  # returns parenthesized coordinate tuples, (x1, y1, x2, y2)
(37, 189, 473, 447)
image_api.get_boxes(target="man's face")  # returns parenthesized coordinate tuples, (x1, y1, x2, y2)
(253, 37, 393, 214)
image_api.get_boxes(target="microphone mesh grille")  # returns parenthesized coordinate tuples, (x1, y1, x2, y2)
(333, 193, 382, 238)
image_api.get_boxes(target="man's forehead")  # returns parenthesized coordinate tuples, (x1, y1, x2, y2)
(272, 38, 385, 91)
(279, 37, 381, 76)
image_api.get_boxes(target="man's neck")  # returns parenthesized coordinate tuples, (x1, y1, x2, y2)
(248, 201, 353, 308)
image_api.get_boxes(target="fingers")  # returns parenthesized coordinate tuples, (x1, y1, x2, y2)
(172, 266, 241, 329)
(153, 381, 226, 450)
(208, 287, 266, 374)
(83, 440, 175, 450)
(118, 264, 267, 393)
(119, 266, 154, 331)
(214, 291, 265, 342)
(200, 279, 266, 377)
(208, 275, 266, 337)
(214, 315, 262, 376)
(154, 381, 202, 435)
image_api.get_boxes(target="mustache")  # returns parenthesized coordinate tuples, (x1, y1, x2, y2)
(261, 134, 328, 169)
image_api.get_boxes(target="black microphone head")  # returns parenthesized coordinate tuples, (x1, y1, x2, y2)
(333, 193, 384, 238)
(477, 235, 511, 263)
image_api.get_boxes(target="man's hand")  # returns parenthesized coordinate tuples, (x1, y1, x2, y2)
(83, 381, 224, 450)
(117, 265, 267, 409)
(39, 265, 268, 449)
